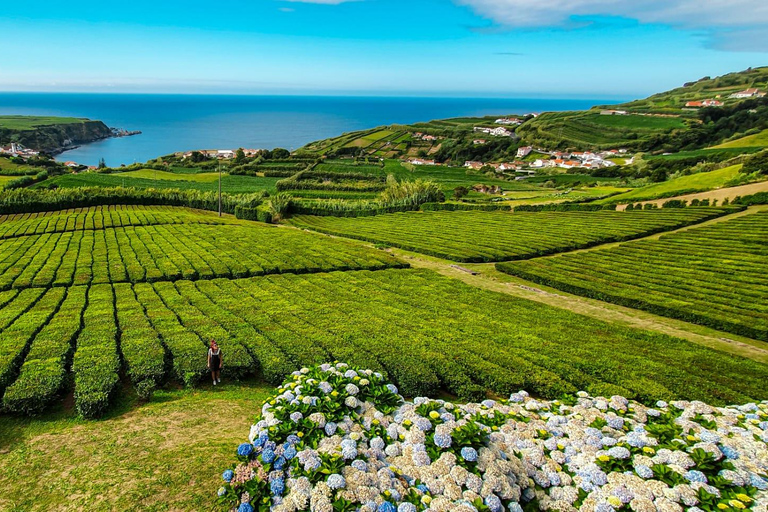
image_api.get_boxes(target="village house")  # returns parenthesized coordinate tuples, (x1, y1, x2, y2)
(473, 139, 487, 145)
(730, 88, 766, 99)
(421, 135, 438, 141)
(464, 161, 484, 170)
(600, 110, 628, 115)
(64, 161, 79, 168)
(473, 126, 513, 137)
(685, 100, 724, 108)
(517, 146, 533, 158)
(409, 158, 436, 166)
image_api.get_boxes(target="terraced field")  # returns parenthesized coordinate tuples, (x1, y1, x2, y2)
(292, 207, 735, 262)
(497, 209, 768, 341)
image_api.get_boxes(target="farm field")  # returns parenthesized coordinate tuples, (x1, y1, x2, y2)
(0, 175, 15, 188)
(291, 207, 734, 262)
(497, 208, 768, 341)
(3, 266, 768, 422)
(33, 171, 280, 194)
(0, 115, 87, 130)
(597, 164, 749, 204)
(113, 169, 222, 182)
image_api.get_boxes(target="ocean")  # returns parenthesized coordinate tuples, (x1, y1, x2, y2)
(0, 93, 621, 167)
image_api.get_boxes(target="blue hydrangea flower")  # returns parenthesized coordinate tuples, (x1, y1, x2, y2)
(607, 446, 630, 459)
(273, 456, 287, 470)
(351, 459, 368, 471)
(750, 474, 768, 490)
(325, 422, 338, 436)
(284, 444, 297, 460)
(290, 412, 303, 422)
(270, 477, 285, 496)
(485, 494, 503, 512)
(378, 503, 396, 512)
(720, 445, 739, 459)
(261, 448, 276, 464)
(386, 384, 398, 394)
(370, 437, 386, 451)
(237, 443, 253, 457)
(461, 446, 478, 462)
(398, 503, 417, 512)
(684, 470, 708, 484)
(434, 432, 452, 448)
(606, 416, 624, 430)
(253, 434, 268, 448)
(417, 484, 429, 493)
(304, 456, 321, 472)
(327, 473, 346, 489)
(238, 504, 254, 512)
(222, 469, 234, 482)
(286, 434, 300, 445)
(508, 503, 523, 512)
(635, 465, 653, 479)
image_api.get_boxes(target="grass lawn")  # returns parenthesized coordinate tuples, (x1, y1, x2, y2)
(597, 164, 747, 203)
(0, 116, 88, 130)
(34, 172, 281, 195)
(711, 128, 768, 149)
(0, 175, 17, 188)
(116, 169, 223, 182)
(586, 113, 686, 130)
(0, 380, 272, 512)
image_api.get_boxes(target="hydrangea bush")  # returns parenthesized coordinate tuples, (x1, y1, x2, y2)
(217, 363, 768, 512)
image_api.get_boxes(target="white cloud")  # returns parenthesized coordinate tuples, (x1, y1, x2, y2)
(454, 0, 768, 51)
(455, 0, 768, 28)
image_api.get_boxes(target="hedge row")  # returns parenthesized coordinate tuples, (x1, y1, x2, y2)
(133, 283, 207, 386)
(234, 205, 273, 223)
(420, 202, 512, 212)
(289, 200, 421, 217)
(0, 186, 265, 217)
(513, 203, 616, 212)
(152, 282, 253, 379)
(114, 283, 166, 399)
(2, 286, 87, 414)
(72, 284, 120, 418)
(0, 288, 65, 396)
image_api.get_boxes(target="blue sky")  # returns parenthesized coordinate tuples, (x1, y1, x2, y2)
(1, 0, 766, 98)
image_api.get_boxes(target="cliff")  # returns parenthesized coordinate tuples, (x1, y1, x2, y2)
(0, 117, 114, 154)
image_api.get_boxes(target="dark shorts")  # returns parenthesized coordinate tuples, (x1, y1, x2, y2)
(210, 355, 220, 371)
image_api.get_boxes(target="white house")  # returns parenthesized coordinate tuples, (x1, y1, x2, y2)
(517, 146, 533, 158)
(730, 88, 765, 99)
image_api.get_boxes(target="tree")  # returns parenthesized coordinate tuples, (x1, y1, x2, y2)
(98, 158, 106, 169)
(453, 186, 469, 200)
(190, 151, 207, 163)
(235, 148, 246, 164)
(272, 148, 290, 159)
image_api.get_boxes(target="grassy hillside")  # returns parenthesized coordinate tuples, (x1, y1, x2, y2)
(616, 66, 768, 113)
(712, 128, 768, 149)
(0, 116, 89, 130)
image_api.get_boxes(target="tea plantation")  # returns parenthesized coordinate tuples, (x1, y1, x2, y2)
(498, 209, 768, 341)
(2, 205, 768, 421)
(291, 207, 734, 262)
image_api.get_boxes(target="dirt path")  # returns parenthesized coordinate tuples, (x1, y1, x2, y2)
(617, 180, 768, 210)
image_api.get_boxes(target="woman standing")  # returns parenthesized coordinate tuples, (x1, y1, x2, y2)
(208, 340, 222, 385)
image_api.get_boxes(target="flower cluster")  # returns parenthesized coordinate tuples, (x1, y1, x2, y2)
(217, 363, 768, 512)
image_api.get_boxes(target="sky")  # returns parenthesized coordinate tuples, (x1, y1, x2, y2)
(0, 0, 767, 98)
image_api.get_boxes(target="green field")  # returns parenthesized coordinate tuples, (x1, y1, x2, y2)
(291, 208, 732, 262)
(497, 209, 768, 341)
(712, 128, 768, 149)
(0, 175, 16, 188)
(598, 164, 747, 203)
(0, 115, 87, 130)
(115, 169, 223, 182)
(34, 171, 280, 194)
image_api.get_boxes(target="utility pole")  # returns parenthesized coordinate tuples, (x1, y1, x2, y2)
(218, 163, 222, 217)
